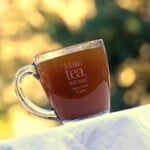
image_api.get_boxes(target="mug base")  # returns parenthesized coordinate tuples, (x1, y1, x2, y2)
(62, 110, 110, 124)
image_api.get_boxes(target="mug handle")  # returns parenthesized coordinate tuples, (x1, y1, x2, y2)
(14, 64, 58, 120)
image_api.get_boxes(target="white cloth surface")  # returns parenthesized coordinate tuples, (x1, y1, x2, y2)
(0, 104, 150, 150)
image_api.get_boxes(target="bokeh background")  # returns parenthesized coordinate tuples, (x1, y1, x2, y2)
(0, 0, 150, 139)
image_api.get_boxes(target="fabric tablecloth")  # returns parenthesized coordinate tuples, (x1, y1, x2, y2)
(0, 104, 150, 150)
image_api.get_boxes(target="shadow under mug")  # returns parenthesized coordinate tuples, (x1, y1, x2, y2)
(14, 39, 110, 123)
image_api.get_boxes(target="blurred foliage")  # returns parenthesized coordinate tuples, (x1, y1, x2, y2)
(0, 0, 150, 139)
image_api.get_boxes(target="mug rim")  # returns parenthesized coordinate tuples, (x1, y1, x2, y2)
(34, 39, 104, 65)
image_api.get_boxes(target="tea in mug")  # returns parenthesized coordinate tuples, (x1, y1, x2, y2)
(37, 47, 110, 120)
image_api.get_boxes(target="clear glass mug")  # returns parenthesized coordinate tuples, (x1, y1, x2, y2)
(14, 39, 110, 123)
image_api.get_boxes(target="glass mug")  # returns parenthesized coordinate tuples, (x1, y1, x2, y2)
(14, 39, 110, 123)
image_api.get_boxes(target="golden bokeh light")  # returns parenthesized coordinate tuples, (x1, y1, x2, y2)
(13, 0, 38, 11)
(1, 83, 17, 105)
(117, 67, 137, 87)
(116, 0, 143, 12)
(7, 104, 59, 137)
(140, 95, 150, 105)
(139, 43, 150, 60)
(116, 0, 150, 21)
(0, 118, 14, 139)
(123, 85, 144, 105)
(41, 0, 96, 30)
(124, 91, 138, 105)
